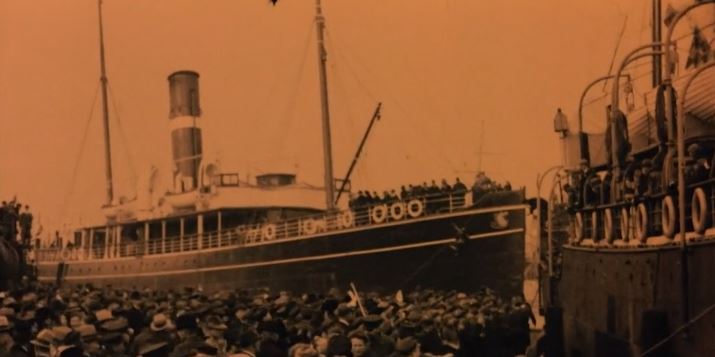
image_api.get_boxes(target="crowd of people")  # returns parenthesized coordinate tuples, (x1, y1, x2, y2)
(348, 173, 513, 218)
(0, 282, 536, 357)
(0, 200, 33, 246)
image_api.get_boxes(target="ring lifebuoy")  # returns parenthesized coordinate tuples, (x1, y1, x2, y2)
(691, 187, 708, 234)
(61, 249, 71, 261)
(406, 200, 424, 218)
(390, 203, 405, 221)
(604, 209, 614, 243)
(590, 210, 598, 240)
(574, 212, 584, 242)
(262, 224, 277, 240)
(635, 203, 649, 242)
(662, 196, 676, 238)
(619, 207, 630, 241)
(371, 205, 388, 224)
(303, 219, 318, 235)
(340, 211, 355, 228)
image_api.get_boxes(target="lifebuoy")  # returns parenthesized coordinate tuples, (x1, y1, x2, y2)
(691, 187, 708, 234)
(604, 209, 614, 243)
(590, 210, 598, 240)
(662, 196, 676, 238)
(340, 210, 355, 228)
(619, 207, 630, 241)
(61, 249, 71, 261)
(262, 224, 277, 240)
(574, 212, 584, 242)
(371, 205, 388, 224)
(406, 200, 424, 218)
(635, 203, 649, 242)
(390, 203, 406, 221)
(303, 219, 318, 235)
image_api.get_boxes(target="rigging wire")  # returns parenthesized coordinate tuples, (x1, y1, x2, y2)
(58, 81, 101, 225)
(272, 19, 316, 163)
(107, 82, 137, 191)
(327, 35, 460, 176)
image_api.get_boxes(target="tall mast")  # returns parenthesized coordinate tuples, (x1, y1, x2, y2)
(315, 0, 336, 211)
(97, 0, 114, 206)
(652, 0, 662, 87)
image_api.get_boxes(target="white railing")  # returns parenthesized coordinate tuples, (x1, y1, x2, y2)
(36, 189, 516, 263)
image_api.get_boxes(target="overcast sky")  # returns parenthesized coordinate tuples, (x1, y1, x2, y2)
(0, 0, 708, 232)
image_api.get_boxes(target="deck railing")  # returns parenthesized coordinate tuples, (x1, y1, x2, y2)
(36, 189, 517, 262)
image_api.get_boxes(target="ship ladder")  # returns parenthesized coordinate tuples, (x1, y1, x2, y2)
(662, 196, 677, 239)
(691, 187, 708, 234)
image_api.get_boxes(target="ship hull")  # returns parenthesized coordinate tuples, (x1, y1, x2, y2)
(554, 239, 715, 357)
(38, 205, 526, 296)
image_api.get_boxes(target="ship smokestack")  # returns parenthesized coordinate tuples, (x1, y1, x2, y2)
(168, 70, 202, 193)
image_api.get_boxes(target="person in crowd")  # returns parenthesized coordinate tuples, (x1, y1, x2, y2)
(0, 277, 534, 357)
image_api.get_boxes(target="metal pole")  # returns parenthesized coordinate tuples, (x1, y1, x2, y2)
(578, 74, 629, 133)
(547, 172, 561, 277)
(97, 0, 114, 206)
(661, 0, 715, 333)
(536, 165, 562, 308)
(315, 0, 336, 212)
(652, 0, 662, 88)
(335, 103, 382, 204)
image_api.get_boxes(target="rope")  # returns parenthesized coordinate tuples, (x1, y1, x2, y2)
(107, 82, 137, 186)
(273, 19, 315, 161)
(641, 301, 715, 356)
(58, 81, 101, 224)
(400, 245, 449, 289)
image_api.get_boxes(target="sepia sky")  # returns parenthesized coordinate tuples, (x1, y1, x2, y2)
(0, 0, 706, 232)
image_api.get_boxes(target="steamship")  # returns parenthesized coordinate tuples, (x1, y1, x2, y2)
(542, 1, 715, 355)
(30, 1, 526, 295)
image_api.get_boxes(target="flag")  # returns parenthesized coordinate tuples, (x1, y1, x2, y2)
(686, 26, 711, 69)
(663, 4, 677, 27)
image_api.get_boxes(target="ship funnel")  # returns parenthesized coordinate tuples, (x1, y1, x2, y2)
(168, 71, 203, 193)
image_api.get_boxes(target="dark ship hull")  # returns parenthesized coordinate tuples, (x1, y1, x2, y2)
(37, 202, 526, 296)
(554, 240, 715, 356)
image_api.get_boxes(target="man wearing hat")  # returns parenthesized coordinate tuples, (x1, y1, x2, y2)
(325, 335, 352, 357)
(170, 313, 204, 357)
(390, 337, 420, 357)
(75, 324, 101, 356)
(131, 313, 176, 356)
(202, 316, 227, 356)
(137, 341, 171, 357)
(30, 328, 55, 357)
(0, 315, 16, 356)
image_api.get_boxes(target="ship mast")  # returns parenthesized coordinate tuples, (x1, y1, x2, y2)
(97, 0, 115, 206)
(315, 0, 336, 212)
(652, 0, 662, 87)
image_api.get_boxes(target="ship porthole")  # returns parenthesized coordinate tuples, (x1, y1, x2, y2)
(662, 196, 676, 239)
(691, 187, 708, 234)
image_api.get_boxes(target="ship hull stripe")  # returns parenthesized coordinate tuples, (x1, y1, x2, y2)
(38, 227, 523, 281)
(38, 205, 527, 265)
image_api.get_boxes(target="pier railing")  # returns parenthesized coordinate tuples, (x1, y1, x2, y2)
(35, 189, 520, 262)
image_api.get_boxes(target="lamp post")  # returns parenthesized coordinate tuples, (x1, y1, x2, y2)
(536, 165, 562, 308)
(661, 0, 715, 334)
